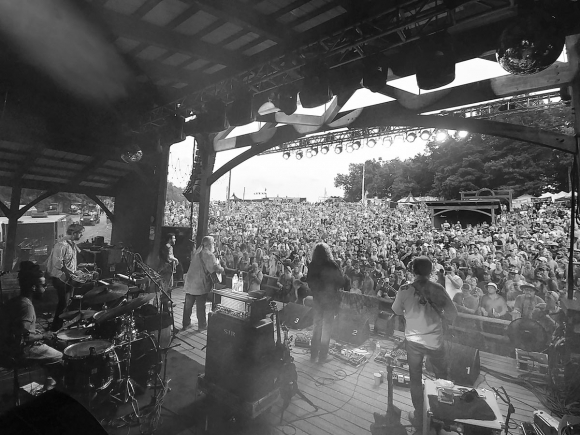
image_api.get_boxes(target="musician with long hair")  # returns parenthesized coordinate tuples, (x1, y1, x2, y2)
(307, 242, 347, 364)
(182, 236, 224, 331)
(158, 232, 179, 311)
(46, 223, 84, 331)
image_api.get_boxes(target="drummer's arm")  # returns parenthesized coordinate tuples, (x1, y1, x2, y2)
(19, 320, 54, 343)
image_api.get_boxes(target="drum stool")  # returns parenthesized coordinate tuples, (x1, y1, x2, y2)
(0, 351, 32, 407)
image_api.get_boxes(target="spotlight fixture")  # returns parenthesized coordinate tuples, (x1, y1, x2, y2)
(321, 145, 329, 154)
(435, 129, 449, 142)
(394, 134, 405, 145)
(299, 61, 333, 108)
(454, 130, 469, 141)
(306, 149, 313, 158)
(420, 130, 432, 141)
(311, 147, 318, 157)
(335, 144, 343, 154)
(283, 151, 291, 160)
(346, 143, 354, 153)
(382, 136, 393, 147)
(406, 131, 417, 143)
(353, 141, 361, 150)
(121, 143, 143, 163)
(296, 150, 303, 160)
(367, 139, 376, 148)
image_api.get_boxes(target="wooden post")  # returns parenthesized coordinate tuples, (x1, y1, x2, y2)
(150, 144, 171, 267)
(195, 134, 216, 247)
(3, 183, 21, 271)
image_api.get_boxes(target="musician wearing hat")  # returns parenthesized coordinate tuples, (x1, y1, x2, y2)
(46, 222, 84, 331)
(513, 284, 545, 320)
(531, 291, 563, 336)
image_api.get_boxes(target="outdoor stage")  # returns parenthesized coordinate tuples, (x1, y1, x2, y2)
(0, 286, 547, 435)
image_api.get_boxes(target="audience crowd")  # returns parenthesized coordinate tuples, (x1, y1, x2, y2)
(165, 198, 575, 335)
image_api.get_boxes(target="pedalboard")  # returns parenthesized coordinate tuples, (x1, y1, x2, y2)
(294, 333, 311, 349)
(329, 344, 368, 367)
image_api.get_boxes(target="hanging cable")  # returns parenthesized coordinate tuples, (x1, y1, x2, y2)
(568, 152, 578, 300)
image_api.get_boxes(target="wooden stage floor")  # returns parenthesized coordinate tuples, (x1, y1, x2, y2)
(169, 287, 545, 435)
(0, 286, 548, 435)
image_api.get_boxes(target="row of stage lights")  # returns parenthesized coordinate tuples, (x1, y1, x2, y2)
(282, 129, 469, 160)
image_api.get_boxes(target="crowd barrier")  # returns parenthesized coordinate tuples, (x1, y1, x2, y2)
(220, 268, 514, 356)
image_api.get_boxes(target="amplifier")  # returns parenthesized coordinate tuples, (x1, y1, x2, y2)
(520, 410, 559, 435)
(278, 303, 313, 329)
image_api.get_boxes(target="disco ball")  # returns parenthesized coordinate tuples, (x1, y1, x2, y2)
(496, 14, 564, 76)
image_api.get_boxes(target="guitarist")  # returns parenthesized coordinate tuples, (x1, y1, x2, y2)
(158, 232, 179, 311)
(392, 256, 457, 429)
(182, 236, 223, 331)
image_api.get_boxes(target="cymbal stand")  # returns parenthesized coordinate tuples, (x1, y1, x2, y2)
(110, 311, 140, 405)
(133, 253, 174, 401)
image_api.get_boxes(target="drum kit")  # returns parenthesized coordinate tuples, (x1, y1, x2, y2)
(54, 282, 160, 405)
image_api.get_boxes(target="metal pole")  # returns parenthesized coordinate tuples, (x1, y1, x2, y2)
(227, 170, 232, 202)
(243, 187, 245, 200)
(361, 163, 366, 206)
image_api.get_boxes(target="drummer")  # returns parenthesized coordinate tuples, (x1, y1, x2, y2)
(0, 261, 62, 390)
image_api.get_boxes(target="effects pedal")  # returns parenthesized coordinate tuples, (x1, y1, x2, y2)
(392, 370, 411, 387)
(329, 344, 368, 367)
(294, 333, 311, 348)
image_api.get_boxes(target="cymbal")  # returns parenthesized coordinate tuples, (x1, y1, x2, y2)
(82, 283, 128, 305)
(59, 309, 97, 320)
(94, 294, 155, 324)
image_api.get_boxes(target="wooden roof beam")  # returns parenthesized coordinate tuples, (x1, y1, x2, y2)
(99, 8, 244, 67)
(0, 176, 115, 196)
(184, 0, 292, 44)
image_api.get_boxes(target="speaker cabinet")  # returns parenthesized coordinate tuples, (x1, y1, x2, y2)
(332, 311, 370, 346)
(426, 341, 480, 386)
(279, 302, 313, 329)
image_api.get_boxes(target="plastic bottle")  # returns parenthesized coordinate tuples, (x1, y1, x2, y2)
(232, 274, 239, 291)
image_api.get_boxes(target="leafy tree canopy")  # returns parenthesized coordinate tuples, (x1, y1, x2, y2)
(334, 106, 574, 201)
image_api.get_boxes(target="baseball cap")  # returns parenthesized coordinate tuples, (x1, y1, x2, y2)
(486, 282, 498, 290)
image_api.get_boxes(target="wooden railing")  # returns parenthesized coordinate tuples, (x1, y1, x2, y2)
(222, 268, 514, 356)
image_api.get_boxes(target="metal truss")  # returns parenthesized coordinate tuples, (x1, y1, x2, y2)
(260, 90, 566, 155)
(139, 0, 513, 131)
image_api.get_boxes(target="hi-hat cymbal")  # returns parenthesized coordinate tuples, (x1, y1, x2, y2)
(82, 283, 128, 305)
(59, 309, 96, 320)
(94, 294, 155, 324)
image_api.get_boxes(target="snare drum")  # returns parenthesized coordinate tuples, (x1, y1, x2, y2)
(62, 340, 120, 392)
(56, 327, 92, 351)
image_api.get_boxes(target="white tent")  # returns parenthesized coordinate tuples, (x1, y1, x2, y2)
(512, 194, 535, 207)
(398, 192, 417, 204)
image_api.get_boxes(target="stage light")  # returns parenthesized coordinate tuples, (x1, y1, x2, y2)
(306, 149, 312, 158)
(382, 136, 393, 147)
(227, 90, 255, 126)
(435, 129, 449, 142)
(367, 139, 376, 148)
(321, 145, 329, 154)
(406, 131, 417, 143)
(299, 61, 333, 108)
(335, 144, 343, 154)
(415, 31, 456, 90)
(346, 143, 354, 153)
(394, 134, 405, 145)
(121, 143, 143, 163)
(454, 130, 469, 141)
(311, 147, 318, 157)
(353, 141, 361, 150)
(283, 151, 291, 160)
(276, 84, 298, 115)
(420, 129, 432, 141)
(296, 150, 303, 160)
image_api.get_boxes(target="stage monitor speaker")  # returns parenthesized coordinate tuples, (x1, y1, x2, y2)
(279, 302, 313, 329)
(332, 311, 370, 346)
(0, 390, 107, 435)
(427, 342, 480, 386)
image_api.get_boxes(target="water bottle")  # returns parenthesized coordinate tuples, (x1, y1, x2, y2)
(232, 274, 239, 291)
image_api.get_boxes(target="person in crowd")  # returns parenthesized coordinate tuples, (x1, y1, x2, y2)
(248, 262, 264, 293)
(238, 251, 251, 272)
(531, 291, 562, 336)
(392, 256, 457, 429)
(0, 262, 61, 390)
(183, 236, 224, 331)
(307, 242, 346, 364)
(362, 264, 376, 296)
(277, 262, 295, 302)
(513, 284, 545, 319)
(444, 265, 463, 299)
(453, 283, 479, 314)
(46, 222, 84, 331)
(478, 282, 509, 319)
